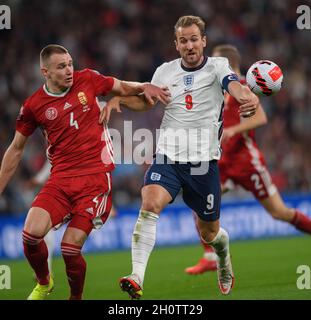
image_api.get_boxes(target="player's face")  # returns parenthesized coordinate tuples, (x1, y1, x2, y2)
(42, 53, 74, 92)
(175, 24, 206, 68)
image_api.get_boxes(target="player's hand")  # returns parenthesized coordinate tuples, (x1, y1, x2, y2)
(99, 97, 122, 124)
(238, 86, 259, 118)
(142, 83, 171, 106)
(221, 127, 236, 144)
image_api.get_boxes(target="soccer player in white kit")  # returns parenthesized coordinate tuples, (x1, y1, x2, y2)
(101, 15, 259, 298)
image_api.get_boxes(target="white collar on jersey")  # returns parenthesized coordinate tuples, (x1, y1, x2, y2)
(43, 84, 70, 97)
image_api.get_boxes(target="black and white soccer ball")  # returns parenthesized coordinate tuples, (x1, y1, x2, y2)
(246, 60, 283, 96)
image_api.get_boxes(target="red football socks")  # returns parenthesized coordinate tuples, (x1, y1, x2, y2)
(22, 230, 50, 285)
(61, 242, 86, 300)
(291, 210, 311, 234)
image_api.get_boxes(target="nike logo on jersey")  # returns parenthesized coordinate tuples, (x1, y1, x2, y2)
(203, 210, 216, 215)
(63, 102, 72, 110)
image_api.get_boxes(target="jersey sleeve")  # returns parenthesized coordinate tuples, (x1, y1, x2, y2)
(151, 67, 164, 87)
(15, 103, 37, 136)
(215, 57, 239, 92)
(88, 69, 114, 96)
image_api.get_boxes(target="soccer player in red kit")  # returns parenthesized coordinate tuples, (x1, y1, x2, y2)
(0, 44, 170, 299)
(185, 45, 311, 275)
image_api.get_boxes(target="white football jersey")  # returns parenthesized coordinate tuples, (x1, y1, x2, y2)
(152, 56, 237, 162)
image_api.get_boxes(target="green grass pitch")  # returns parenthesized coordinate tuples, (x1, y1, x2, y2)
(0, 236, 310, 300)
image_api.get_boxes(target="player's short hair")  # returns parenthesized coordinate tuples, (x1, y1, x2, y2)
(40, 44, 68, 67)
(174, 15, 206, 38)
(212, 44, 241, 69)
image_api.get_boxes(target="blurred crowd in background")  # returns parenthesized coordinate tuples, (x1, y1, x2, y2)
(0, 0, 310, 214)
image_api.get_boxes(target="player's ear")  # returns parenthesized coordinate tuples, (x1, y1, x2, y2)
(174, 39, 179, 52)
(41, 67, 48, 77)
(202, 36, 207, 48)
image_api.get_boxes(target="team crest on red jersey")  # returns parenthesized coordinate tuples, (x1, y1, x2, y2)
(78, 92, 88, 106)
(45, 107, 58, 120)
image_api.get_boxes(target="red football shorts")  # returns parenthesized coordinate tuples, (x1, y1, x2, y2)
(219, 150, 276, 200)
(32, 172, 112, 235)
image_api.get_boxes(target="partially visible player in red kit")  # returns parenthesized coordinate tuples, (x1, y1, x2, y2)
(0, 44, 170, 299)
(185, 44, 311, 275)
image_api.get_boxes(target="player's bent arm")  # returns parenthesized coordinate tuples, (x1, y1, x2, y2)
(110, 78, 147, 96)
(228, 81, 259, 116)
(0, 131, 28, 194)
(119, 95, 154, 111)
(110, 78, 170, 105)
(228, 103, 267, 135)
(99, 95, 153, 124)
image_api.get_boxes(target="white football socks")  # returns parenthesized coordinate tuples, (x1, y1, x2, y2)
(131, 210, 159, 287)
(203, 228, 230, 266)
(203, 251, 218, 261)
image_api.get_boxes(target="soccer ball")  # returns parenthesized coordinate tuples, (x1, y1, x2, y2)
(246, 60, 283, 96)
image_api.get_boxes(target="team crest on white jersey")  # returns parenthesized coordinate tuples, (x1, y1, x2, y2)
(151, 172, 161, 181)
(183, 74, 194, 88)
(45, 107, 58, 120)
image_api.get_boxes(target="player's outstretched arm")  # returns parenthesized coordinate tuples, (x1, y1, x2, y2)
(111, 78, 170, 105)
(99, 95, 152, 124)
(228, 81, 259, 118)
(222, 104, 267, 144)
(0, 131, 28, 194)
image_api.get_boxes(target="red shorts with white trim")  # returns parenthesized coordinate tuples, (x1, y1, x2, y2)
(219, 150, 276, 200)
(32, 172, 112, 235)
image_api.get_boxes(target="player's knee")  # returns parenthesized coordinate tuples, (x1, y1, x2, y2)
(23, 225, 46, 239)
(23, 220, 48, 239)
(141, 198, 162, 214)
(24, 208, 52, 238)
(62, 233, 85, 247)
(199, 225, 219, 243)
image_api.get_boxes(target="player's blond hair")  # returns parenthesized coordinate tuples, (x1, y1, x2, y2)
(174, 15, 206, 38)
(212, 44, 241, 70)
(40, 44, 68, 67)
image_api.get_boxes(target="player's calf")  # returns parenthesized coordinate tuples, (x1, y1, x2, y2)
(61, 242, 86, 300)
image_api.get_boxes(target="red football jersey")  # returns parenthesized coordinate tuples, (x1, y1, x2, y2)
(16, 69, 115, 177)
(221, 79, 259, 162)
